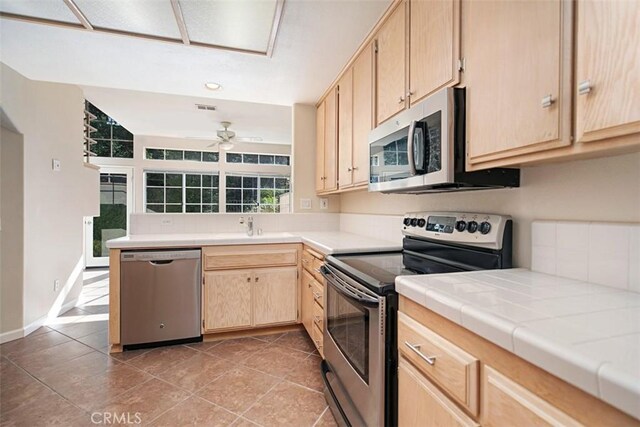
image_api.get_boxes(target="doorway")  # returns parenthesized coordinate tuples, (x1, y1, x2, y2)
(85, 167, 133, 267)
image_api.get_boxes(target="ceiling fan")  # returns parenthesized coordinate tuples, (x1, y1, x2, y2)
(188, 121, 262, 151)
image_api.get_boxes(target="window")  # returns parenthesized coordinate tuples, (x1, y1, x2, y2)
(86, 101, 134, 158)
(226, 174, 290, 213)
(382, 139, 408, 166)
(145, 148, 219, 163)
(145, 172, 219, 213)
(226, 152, 290, 166)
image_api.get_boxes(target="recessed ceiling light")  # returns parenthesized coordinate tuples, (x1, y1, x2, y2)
(205, 82, 222, 91)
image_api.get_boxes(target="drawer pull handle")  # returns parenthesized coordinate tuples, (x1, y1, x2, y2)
(314, 315, 321, 322)
(313, 291, 322, 299)
(405, 341, 436, 366)
(541, 94, 554, 108)
(578, 80, 591, 95)
(314, 268, 322, 273)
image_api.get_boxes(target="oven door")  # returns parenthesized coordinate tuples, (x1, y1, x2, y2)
(321, 265, 385, 427)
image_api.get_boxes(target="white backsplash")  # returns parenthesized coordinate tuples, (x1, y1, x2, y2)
(532, 220, 640, 293)
(129, 212, 404, 244)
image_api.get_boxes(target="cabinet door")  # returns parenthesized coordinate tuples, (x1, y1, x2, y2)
(464, 0, 572, 167)
(338, 68, 354, 188)
(575, 0, 640, 143)
(253, 267, 298, 326)
(398, 357, 479, 427)
(376, 1, 407, 125)
(301, 269, 315, 336)
(324, 88, 338, 192)
(316, 101, 326, 192)
(352, 43, 374, 186)
(203, 270, 252, 331)
(409, 0, 460, 105)
(482, 366, 581, 427)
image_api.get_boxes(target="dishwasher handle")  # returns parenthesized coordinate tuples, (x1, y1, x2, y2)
(149, 260, 174, 265)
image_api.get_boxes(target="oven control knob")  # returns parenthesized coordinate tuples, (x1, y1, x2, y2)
(455, 220, 467, 232)
(479, 221, 492, 235)
(467, 221, 479, 233)
(410, 218, 418, 227)
(417, 218, 426, 228)
(403, 218, 411, 226)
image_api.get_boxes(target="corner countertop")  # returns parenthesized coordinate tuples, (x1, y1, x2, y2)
(396, 269, 640, 420)
(106, 231, 402, 255)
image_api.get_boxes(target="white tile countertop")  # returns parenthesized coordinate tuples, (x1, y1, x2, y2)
(106, 231, 402, 255)
(396, 268, 640, 420)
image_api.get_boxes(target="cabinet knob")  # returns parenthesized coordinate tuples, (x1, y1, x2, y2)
(347, 167, 353, 172)
(352, 166, 359, 171)
(541, 94, 554, 108)
(578, 80, 592, 95)
(255, 276, 259, 282)
(406, 91, 414, 98)
(398, 96, 405, 103)
(247, 277, 251, 282)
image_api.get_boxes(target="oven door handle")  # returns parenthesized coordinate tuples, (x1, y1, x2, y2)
(407, 120, 417, 176)
(321, 266, 379, 307)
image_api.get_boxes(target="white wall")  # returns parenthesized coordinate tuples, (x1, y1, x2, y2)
(292, 104, 340, 212)
(0, 126, 24, 335)
(0, 63, 99, 334)
(95, 134, 292, 213)
(339, 152, 640, 268)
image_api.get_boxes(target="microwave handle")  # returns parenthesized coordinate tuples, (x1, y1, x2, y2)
(407, 120, 417, 176)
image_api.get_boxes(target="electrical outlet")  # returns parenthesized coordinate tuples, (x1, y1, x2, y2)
(53, 279, 60, 292)
(300, 199, 312, 210)
(320, 198, 328, 209)
(52, 159, 61, 172)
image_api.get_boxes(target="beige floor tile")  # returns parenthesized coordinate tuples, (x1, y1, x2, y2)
(0, 358, 56, 415)
(243, 381, 328, 427)
(284, 354, 324, 391)
(207, 337, 270, 362)
(51, 318, 108, 339)
(315, 408, 339, 427)
(197, 366, 280, 414)
(10, 340, 95, 377)
(186, 340, 222, 353)
(126, 345, 199, 376)
(242, 344, 309, 378)
(76, 329, 109, 352)
(230, 417, 262, 426)
(93, 378, 190, 425)
(0, 388, 90, 426)
(157, 352, 234, 392)
(251, 333, 284, 343)
(150, 396, 237, 427)
(35, 351, 118, 385)
(273, 331, 317, 353)
(109, 347, 151, 362)
(0, 330, 71, 359)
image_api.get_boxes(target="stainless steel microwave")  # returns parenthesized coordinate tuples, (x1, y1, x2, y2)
(368, 88, 520, 194)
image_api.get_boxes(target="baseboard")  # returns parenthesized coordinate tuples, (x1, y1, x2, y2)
(23, 314, 48, 336)
(0, 327, 24, 344)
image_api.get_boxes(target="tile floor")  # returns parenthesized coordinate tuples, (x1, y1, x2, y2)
(0, 271, 337, 426)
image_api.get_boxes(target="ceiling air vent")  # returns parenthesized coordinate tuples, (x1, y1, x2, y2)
(195, 104, 217, 111)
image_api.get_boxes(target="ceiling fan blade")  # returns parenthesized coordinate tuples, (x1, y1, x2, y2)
(234, 136, 263, 142)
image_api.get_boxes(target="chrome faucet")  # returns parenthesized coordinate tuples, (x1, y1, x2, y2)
(246, 216, 254, 236)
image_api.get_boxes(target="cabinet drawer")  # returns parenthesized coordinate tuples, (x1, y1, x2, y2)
(312, 323, 324, 357)
(312, 258, 324, 283)
(311, 278, 324, 308)
(313, 301, 324, 331)
(398, 311, 479, 415)
(302, 250, 315, 272)
(203, 245, 297, 270)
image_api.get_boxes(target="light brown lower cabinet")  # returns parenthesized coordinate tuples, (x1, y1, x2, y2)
(203, 270, 253, 331)
(482, 366, 581, 427)
(253, 267, 297, 326)
(301, 246, 325, 355)
(398, 357, 479, 427)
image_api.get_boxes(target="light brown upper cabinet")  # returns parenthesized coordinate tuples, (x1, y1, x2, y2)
(339, 43, 374, 190)
(575, 0, 640, 145)
(352, 43, 374, 186)
(338, 68, 354, 189)
(409, 0, 461, 106)
(375, 1, 407, 125)
(375, 0, 461, 126)
(316, 89, 338, 193)
(463, 0, 573, 169)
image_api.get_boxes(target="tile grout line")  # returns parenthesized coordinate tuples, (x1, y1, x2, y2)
(312, 406, 331, 427)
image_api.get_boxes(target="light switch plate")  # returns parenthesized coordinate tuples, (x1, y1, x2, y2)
(300, 199, 312, 210)
(320, 198, 328, 210)
(52, 159, 61, 172)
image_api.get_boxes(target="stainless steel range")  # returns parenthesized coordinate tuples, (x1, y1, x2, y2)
(320, 211, 513, 427)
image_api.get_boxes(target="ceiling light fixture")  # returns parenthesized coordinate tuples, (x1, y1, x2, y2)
(204, 82, 222, 91)
(218, 141, 234, 150)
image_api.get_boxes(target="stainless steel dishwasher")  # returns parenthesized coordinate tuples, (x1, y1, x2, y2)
(120, 249, 201, 347)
